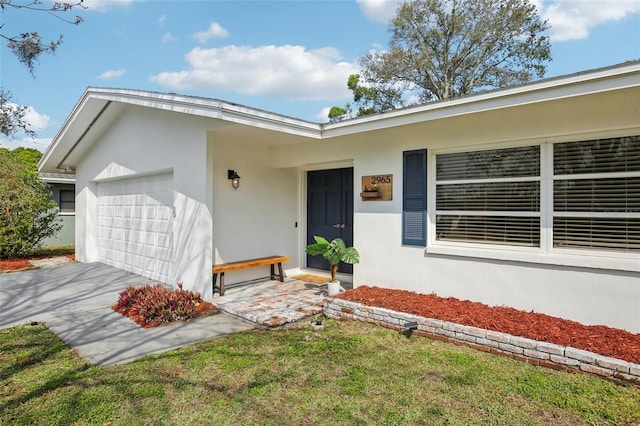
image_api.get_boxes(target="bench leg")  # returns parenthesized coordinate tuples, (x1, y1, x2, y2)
(269, 263, 284, 282)
(213, 273, 217, 295)
(219, 272, 225, 296)
(277, 262, 284, 282)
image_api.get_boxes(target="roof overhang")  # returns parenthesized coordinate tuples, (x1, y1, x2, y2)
(39, 172, 76, 184)
(321, 60, 640, 138)
(38, 60, 640, 173)
(38, 88, 323, 173)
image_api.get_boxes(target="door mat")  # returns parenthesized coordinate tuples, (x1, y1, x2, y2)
(292, 274, 330, 285)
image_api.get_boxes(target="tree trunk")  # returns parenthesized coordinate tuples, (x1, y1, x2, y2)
(330, 264, 338, 281)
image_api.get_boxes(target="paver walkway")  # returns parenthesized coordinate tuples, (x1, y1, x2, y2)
(212, 279, 328, 327)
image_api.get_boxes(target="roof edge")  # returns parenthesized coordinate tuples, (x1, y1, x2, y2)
(83, 87, 323, 137)
(321, 59, 640, 135)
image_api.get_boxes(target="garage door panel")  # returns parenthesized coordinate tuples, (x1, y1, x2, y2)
(157, 233, 171, 248)
(97, 173, 173, 284)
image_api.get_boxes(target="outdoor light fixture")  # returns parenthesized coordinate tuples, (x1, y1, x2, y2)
(402, 321, 419, 338)
(228, 169, 240, 190)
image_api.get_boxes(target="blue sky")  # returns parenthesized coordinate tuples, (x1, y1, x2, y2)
(1, 0, 639, 152)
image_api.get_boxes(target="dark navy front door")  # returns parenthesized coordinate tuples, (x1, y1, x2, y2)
(306, 168, 354, 274)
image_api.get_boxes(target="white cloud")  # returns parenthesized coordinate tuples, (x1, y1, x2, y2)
(150, 45, 359, 101)
(162, 32, 176, 43)
(158, 14, 167, 26)
(0, 104, 51, 151)
(23, 106, 50, 131)
(530, 0, 545, 13)
(5, 103, 51, 132)
(193, 22, 230, 43)
(539, 0, 640, 41)
(356, 0, 401, 24)
(82, 0, 135, 12)
(98, 69, 126, 79)
(316, 107, 332, 122)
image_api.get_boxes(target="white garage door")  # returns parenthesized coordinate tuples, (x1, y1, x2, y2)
(97, 173, 173, 283)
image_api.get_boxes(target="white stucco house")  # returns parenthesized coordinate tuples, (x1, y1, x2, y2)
(38, 61, 640, 332)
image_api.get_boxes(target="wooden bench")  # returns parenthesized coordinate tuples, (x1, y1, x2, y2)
(212, 255, 290, 296)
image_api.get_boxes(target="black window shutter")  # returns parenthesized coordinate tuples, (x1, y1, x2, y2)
(403, 149, 427, 246)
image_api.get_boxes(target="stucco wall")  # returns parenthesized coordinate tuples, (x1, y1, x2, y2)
(41, 214, 75, 246)
(209, 135, 300, 285)
(75, 105, 215, 297)
(42, 183, 75, 246)
(271, 89, 640, 333)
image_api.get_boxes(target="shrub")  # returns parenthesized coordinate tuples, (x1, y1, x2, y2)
(113, 284, 212, 327)
(115, 285, 149, 310)
(0, 150, 61, 259)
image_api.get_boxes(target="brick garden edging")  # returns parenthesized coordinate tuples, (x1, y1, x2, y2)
(323, 297, 640, 385)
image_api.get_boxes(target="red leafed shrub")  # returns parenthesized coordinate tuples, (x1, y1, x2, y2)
(113, 284, 218, 328)
(115, 285, 149, 310)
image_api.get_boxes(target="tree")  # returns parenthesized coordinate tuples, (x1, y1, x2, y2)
(328, 74, 403, 121)
(0, 0, 85, 138)
(1, 0, 85, 73)
(0, 146, 42, 170)
(0, 149, 61, 259)
(0, 89, 35, 138)
(331, 0, 551, 119)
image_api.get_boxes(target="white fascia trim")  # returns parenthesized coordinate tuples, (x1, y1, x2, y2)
(41, 177, 76, 184)
(38, 89, 94, 173)
(322, 61, 640, 138)
(86, 88, 322, 139)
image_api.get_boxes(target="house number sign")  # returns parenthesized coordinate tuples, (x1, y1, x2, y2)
(360, 174, 392, 201)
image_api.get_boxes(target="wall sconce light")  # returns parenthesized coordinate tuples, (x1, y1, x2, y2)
(228, 169, 240, 190)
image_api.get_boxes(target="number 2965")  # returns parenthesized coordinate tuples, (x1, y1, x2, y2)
(370, 175, 391, 184)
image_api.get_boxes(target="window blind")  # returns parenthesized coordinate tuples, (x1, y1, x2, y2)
(553, 136, 640, 252)
(435, 146, 541, 248)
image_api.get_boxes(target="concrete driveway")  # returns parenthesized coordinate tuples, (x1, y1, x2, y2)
(0, 262, 254, 366)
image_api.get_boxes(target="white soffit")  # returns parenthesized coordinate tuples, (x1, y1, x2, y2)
(39, 94, 113, 173)
(322, 61, 640, 138)
(39, 87, 323, 173)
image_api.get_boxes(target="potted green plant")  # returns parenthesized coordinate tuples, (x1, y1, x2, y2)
(305, 236, 360, 296)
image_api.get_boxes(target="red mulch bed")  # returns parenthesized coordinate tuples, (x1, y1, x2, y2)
(113, 301, 219, 329)
(0, 254, 75, 271)
(338, 286, 640, 365)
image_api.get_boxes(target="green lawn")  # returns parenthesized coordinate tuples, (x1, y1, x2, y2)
(34, 244, 75, 257)
(1, 319, 639, 425)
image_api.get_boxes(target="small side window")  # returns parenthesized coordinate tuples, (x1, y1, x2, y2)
(59, 189, 75, 213)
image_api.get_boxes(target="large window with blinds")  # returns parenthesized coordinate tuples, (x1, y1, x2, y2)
(553, 136, 639, 252)
(433, 135, 639, 256)
(435, 146, 541, 247)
